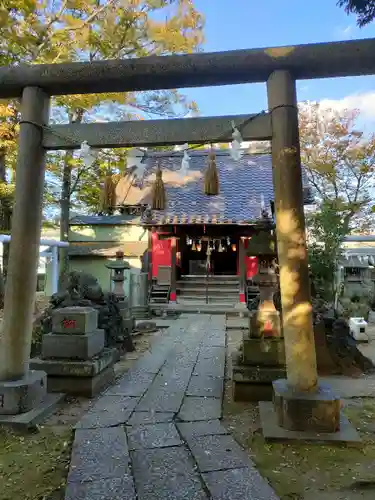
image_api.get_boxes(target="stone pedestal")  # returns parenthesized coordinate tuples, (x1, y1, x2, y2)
(259, 379, 360, 443)
(232, 339, 286, 402)
(30, 307, 116, 397)
(0, 370, 46, 415)
(273, 379, 340, 432)
(0, 369, 64, 429)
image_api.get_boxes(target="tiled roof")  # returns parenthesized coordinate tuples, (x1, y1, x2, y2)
(67, 241, 147, 257)
(69, 214, 142, 226)
(114, 151, 313, 225)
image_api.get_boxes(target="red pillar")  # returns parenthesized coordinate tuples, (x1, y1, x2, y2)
(170, 237, 177, 302)
(239, 237, 246, 303)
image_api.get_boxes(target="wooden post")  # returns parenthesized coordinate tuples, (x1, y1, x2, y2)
(170, 237, 177, 302)
(0, 87, 50, 381)
(267, 70, 317, 392)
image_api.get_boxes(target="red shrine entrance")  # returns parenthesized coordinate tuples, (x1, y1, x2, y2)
(150, 226, 261, 304)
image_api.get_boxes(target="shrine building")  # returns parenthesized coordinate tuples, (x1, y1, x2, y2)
(63, 149, 313, 309)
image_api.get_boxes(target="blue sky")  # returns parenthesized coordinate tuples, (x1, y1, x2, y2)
(181, 0, 375, 130)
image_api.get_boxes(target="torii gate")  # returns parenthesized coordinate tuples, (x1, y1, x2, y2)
(0, 235, 69, 295)
(1, 38, 375, 433)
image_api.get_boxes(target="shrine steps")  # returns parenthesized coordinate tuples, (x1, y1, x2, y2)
(177, 275, 240, 305)
(150, 302, 249, 316)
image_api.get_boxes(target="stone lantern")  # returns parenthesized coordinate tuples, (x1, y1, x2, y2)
(106, 250, 134, 340)
(231, 229, 286, 402)
(247, 231, 281, 338)
(105, 250, 130, 299)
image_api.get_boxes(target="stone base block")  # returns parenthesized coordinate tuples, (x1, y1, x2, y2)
(30, 347, 116, 378)
(242, 336, 285, 365)
(41, 329, 105, 360)
(231, 351, 286, 402)
(273, 379, 341, 433)
(0, 370, 47, 415)
(30, 349, 116, 398)
(259, 401, 361, 444)
(0, 393, 65, 430)
(52, 306, 99, 334)
(47, 365, 115, 397)
(233, 381, 273, 402)
(232, 360, 286, 385)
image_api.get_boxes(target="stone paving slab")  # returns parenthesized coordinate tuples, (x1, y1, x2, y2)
(64, 475, 136, 500)
(127, 411, 175, 425)
(202, 467, 279, 500)
(126, 422, 183, 450)
(198, 346, 226, 360)
(136, 365, 194, 413)
(185, 434, 249, 473)
(67, 428, 130, 483)
(186, 375, 224, 398)
(64, 314, 280, 500)
(105, 370, 155, 397)
(131, 348, 170, 374)
(131, 446, 208, 500)
(193, 360, 225, 378)
(75, 396, 139, 429)
(177, 396, 222, 421)
(193, 350, 226, 378)
(75, 410, 134, 429)
(163, 351, 199, 369)
(201, 335, 226, 348)
(177, 420, 229, 440)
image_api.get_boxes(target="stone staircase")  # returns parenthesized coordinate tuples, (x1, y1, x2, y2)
(149, 283, 170, 305)
(176, 275, 240, 306)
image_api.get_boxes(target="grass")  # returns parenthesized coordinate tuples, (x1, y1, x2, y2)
(0, 426, 73, 500)
(223, 381, 375, 500)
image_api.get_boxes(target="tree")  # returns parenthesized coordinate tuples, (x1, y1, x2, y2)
(337, 0, 375, 27)
(299, 102, 375, 300)
(299, 102, 375, 234)
(306, 201, 348, 301)
(0, 1, 204, 277)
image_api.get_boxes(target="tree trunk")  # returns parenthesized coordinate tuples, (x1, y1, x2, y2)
(59, 150, 73, 281)
(58, 110, 84, 285)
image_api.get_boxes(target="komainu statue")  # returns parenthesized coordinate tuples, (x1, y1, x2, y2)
(40, 271, 134, 352)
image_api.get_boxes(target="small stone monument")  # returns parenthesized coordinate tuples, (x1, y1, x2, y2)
(105, 251, 135, 346)
(30, 306, 116, 397)
(130, 271, 151, 319)
(232, 230, 286, 401)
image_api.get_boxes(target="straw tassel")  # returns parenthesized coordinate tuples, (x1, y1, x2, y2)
(100, 173, 117, 213)
(151, 164, 166, 210)
(204, 150, 219, 195)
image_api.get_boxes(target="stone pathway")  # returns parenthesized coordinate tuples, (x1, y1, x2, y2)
(64, 314, 278, 500)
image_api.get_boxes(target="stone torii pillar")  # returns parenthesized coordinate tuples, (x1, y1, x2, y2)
(0, 87, 52, 419)
(262, 71, 343, 438)
(267, 70, 317, 393)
